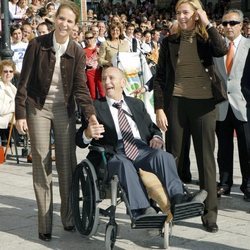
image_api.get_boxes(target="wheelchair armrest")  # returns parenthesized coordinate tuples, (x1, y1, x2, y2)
(89, 145, 106, 153)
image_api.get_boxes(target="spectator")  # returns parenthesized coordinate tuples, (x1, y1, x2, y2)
(30, 0, 42, 13)
(214, 9, 250, 202)
(46, 1, 56, 18)
(14, 1, 97, 242)
(10, 23, 28, 74)
(84, 31, 105, 99)
(71, 24, 82, 47)
(154, 0, 227, 233)
(9, 0, 24, 23)
(21, 23, 34, 42)
(0, 60, 17, 130)
(17, 0, 29, 20)
(97, 21, 107, 44)
(91, 25, 100, 43)
(37, 21, 51, 36)
(243, 22, 250, 38)
(124, 22, 137, 52)
(98, 22, 130, 67)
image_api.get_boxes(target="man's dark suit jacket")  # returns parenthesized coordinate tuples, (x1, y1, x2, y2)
(241, 50, 250, 107)
(76, 95, 162, 165)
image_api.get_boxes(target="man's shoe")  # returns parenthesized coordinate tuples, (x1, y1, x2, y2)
(240, 186, 250, 202)
(217, 185, 231, 198)
(39, 233, 51, 241)
(64, 226, 76, 232)
(190, 190, 208, 203)
(243, 192, 250, 202)
(143, 206, 157, 215)
(131, 209, 143, 218)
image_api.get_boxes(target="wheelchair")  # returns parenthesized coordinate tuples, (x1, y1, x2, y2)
(72, 145, 205, 249)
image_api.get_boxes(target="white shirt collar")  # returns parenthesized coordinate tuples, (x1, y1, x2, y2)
(225, 34, 242, 50)
(53, 32, 69, 55)
(106, 96, 124, 107)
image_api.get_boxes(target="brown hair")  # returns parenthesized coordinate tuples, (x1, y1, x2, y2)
(0, 60, 16, 75)
(107, 22, 125, 40)
(175, 0, 208, 40)
(55, 1, 80, 24)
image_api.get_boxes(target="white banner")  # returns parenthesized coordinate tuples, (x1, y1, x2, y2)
(112, 52, 155, 122)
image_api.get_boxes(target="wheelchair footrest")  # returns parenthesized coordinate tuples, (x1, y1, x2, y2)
(173, 201, 204, 222)
(131, 214, 168, 229)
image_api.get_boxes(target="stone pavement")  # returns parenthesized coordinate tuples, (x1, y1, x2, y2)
(0, 139, 250, 250)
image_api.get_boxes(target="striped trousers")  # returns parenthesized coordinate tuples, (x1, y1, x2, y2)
(27, 102, 76, 234)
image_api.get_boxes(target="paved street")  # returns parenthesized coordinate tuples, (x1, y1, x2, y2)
(0, 138, 250, 250)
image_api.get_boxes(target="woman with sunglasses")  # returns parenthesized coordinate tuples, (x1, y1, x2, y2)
(84, 31, 105, 99)
(154, 0, 227, 233)
(0, 60, 17, 145)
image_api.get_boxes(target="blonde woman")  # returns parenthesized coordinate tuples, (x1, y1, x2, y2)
(154, 0, 227, 233)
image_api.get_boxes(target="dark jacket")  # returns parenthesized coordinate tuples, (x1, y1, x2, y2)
(76, 96, 162, 163)
(15, 31, 95, 120)
(241, 50, 250, 107)
(154, 27, 228, 112)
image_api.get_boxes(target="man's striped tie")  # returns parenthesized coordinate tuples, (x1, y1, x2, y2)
(113, 101, 139, 161)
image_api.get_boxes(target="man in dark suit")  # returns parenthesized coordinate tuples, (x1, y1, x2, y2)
(76, 67, 206, 217)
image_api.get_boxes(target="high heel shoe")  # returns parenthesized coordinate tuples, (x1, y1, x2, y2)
(27, 154, 32, 163)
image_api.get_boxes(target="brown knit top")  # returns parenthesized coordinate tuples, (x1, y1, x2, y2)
(173, 30, 213, 99)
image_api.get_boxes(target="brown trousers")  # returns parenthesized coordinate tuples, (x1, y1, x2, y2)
(27, 102, 76, 234)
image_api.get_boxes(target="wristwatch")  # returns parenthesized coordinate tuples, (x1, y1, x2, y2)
(206, 23, 213, 31)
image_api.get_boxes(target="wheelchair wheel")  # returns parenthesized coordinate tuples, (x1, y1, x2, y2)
(105, 224, 117, 250)
(72, 160, 100, 237)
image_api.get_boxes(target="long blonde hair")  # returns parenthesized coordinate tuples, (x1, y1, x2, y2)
(175, 0, 209, 40)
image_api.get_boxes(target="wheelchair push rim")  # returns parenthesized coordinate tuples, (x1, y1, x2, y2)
(72, 160, 99, 237)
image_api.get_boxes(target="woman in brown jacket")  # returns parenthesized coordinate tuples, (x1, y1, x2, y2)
(154, 0, 227, 233)
(15, 1, 98, 241)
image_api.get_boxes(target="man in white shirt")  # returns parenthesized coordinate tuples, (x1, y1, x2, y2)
(76, 67, 207, 217)
(213, 9, 250, 201)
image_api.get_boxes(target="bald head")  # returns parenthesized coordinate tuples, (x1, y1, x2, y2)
(101, 67, 127, 100)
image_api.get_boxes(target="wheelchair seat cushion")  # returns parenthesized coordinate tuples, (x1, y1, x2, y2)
(139, 168, 173, 222)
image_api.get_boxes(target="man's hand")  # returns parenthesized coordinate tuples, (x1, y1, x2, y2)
(156, 109, 168, 132)
(15, 119, 28, 135)
(86, 115, 105, 140)
(149, 137, 164, 149)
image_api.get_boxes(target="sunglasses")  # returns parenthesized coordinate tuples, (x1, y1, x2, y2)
(85, 36, 94, 39)
(3, 70, 14, 73)
(222, 20, 241, 27)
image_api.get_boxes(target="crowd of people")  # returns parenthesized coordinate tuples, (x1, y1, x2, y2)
(0, 0, 250, 243)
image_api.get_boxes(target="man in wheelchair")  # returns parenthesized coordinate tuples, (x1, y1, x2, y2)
(76, 67, 207, 218)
